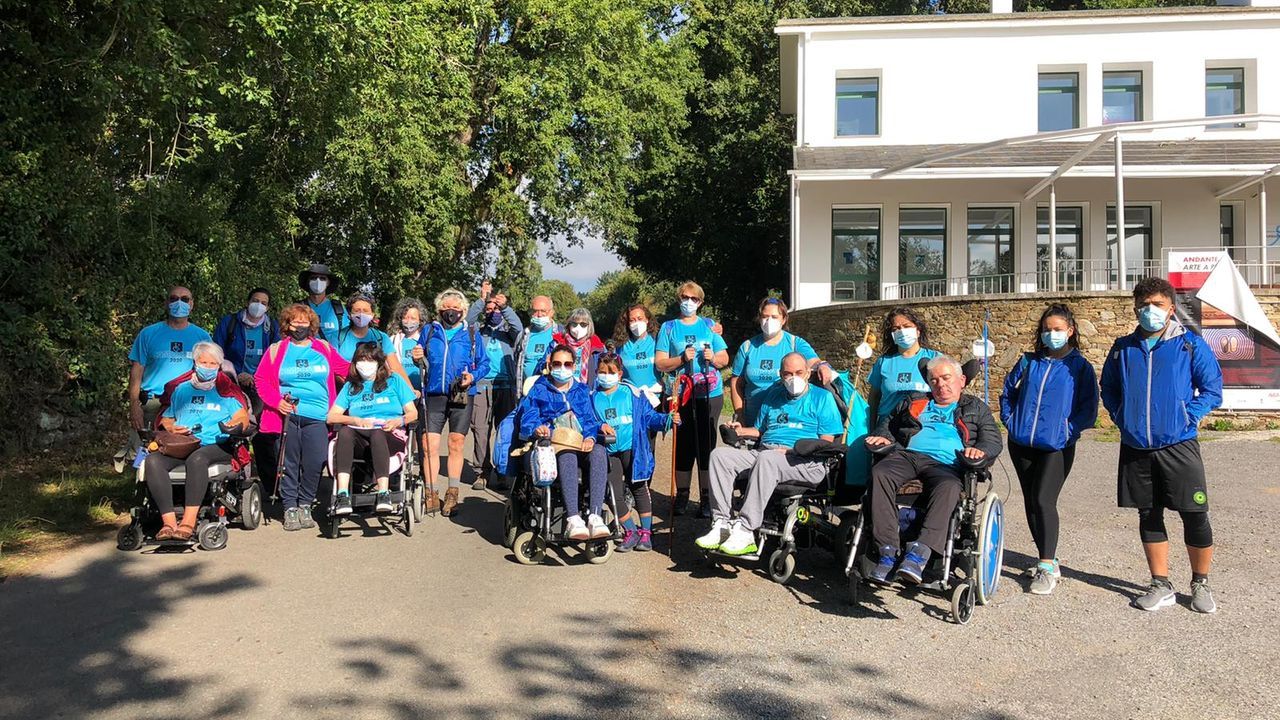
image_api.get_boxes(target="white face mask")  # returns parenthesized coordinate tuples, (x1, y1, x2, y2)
(355, 361, 378, 380)
(783, 375, 808, 398)
(308, 278, 328, 295)
(891, 327, 918, 350)
(247, 301, 267, 319)
(569, 324, 589, 340)
(761, 317, 782, 337)
(629, 320, 647, 337)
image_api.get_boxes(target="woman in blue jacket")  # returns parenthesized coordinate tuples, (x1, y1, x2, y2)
(518, 345, 610, 541)
(1001, 303, 1099, 596)
(591, 353, 672, 552)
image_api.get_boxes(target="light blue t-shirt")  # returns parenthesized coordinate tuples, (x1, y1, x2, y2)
(163, 381, 245, 446)
(242, 324, 267, 374)
(483, 334, 512, 385)
(336, 327, 394, 362)
(309, 299, 348, 344)
(334, 374, 415, 421)
(396, 335, 423, 390)
(592, 388, 635, 452)
(756, 384, 844, 449)
(620, 335, 659, 388)
(869, 348, 939, 420)
(521, 328, 556, 378)
(907, 401, 965, 466)
(277, 342, 332, 421)
(128, 321, 213, 397)
(656, 318, 728, 399)
(731, 331, 819, 424)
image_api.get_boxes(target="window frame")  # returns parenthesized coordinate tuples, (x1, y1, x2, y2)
(1038, 71, 1080, 132)
(897, 206, 948, 287)
(831, 206, 882, 302)
(1102, 70, 1144, 125)
(835, 76, 881, 138)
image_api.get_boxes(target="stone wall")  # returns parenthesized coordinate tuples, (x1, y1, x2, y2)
(789, 290, 1280, 428)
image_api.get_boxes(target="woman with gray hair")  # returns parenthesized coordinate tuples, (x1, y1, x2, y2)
(416, 288, 490, 516)
(146, 341, 251, 540)
(553, 307, 607, 387)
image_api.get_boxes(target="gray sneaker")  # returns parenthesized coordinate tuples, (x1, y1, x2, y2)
(1133, 579, 1176, 611)
(298, 505, 316, 530)
(283, 507, 302, 531)
(1029, 567, 1059, 595)
(1190, 579, 1217, 614)
(472, 476, 488, 491)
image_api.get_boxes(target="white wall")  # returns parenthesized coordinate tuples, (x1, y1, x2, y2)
(791, 15, 1280, 146)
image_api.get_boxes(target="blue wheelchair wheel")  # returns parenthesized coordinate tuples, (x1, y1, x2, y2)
(975, 492, 1004, 605)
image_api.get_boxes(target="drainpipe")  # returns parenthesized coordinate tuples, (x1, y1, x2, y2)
(1049, 183, 1058, 292)
(1261, 180, 1269, 286)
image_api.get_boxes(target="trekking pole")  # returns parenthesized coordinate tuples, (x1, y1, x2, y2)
(269, 393, 296, 516)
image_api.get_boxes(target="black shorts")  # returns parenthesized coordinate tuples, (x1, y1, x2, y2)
(1118, 439, 1209, 512)
(422, 395, 473, 435)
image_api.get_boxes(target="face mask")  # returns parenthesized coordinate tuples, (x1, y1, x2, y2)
(487, 311, 503, 327)
(784, 375, 808, 398)
(289, 325, 312, 341)
(761, 318, 782, 337)
(550, 367, 575, 383)
(597, 373, 620, 389)
(530, 315, 551, 331)
(355, 361, 378, 380)
(439, 309, 462, 326)
(168, 300, 191, 318)
(1138, 304, 1168, 333)
(679, 299, 699, 317)
(629, 320, 647, 337)
(308, 278, 328, 295)
(891, 327, 918, 350)
(401, 320, 420, 333)
(194, 365, 218, 382)
(352, 313, 373, 329)
(1041, 330, 1069, 351)
(569, 324, 589, 340)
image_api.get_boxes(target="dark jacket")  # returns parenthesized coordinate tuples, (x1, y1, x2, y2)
(874, 393, 1003, 462)
(213, 312, 281, 375)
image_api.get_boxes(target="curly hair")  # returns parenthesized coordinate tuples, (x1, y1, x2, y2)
(613, 304, 658, 345)
(279, 304, 320, 336)
(879, 306, 930, 356)
(390, 297, 428, 334)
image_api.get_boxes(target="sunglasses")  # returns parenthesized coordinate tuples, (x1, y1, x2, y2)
(549, 361, 575, 369)
(679, 295, 699, 302)
(569, 322, 589, 329)
(168, 295, 192, 303)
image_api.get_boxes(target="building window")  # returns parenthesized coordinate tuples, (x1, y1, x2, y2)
(967, 208, 1015, 293)
(1220, 204, 1236, 260)
(836, 77, 879, 137)
(1036, 206, 1084, 290)
(899, 208, 946, 291)
(1107, 206, 1155, 287)
(1038, 72, 1079, 132)
(832, 208, 880, 301)
(1102, 71, 1143, 124)
(1206, 67, 1244, 128)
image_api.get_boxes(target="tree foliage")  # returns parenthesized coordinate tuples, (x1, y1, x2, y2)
(582, 269, 681, 344)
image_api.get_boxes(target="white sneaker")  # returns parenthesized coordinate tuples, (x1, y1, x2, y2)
(695, 518, 731, 550)
(718, 521, 759, 557)
(587, 513, 609, 539)
(565, 515, 589, 541)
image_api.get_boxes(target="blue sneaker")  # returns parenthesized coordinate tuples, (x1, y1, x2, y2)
(896, 542, 932, 584)
(617, 530, 641, 553)
(869, 545, 898, 584)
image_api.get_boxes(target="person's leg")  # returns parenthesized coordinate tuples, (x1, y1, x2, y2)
(143, 452, 183, 534)
(558, 451, 583, 517)
(297, 417, 327, 506)
(608, 452, 633, 529)
(333, 426, 359, 494)
(1009, 442, 1045, 558)
(426, 432, 443, 493)
(1138, 506, 1170, 577)
(441, 401, 472, 515)
(586, 443, 609, 517)
(673, 402, 695, 509)
(469, 386, 493, 484)
(634, 482, 653, 532)
(705, 447, 759, 521)
(178, 444, 231, 530)
(694, 395, 723, 516)
(914, 461, 963, 557)
(736, 451, 828, 530)
(491, 389, 517, 490)
(369, 430, 393, 490)
(252, 431, 279, 494)
(868, 450, 918, 551)
(1181, 511, 1214, 574)
(280, 414, 304, 511)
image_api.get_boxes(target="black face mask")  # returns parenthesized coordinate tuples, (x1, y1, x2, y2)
(440, 309, 462, 326)
(289, 326, 312, 341)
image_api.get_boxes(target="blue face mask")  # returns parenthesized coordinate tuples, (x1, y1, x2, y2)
(550, 367, 575, 383)
(194, 365, 218, 382)
(488, 311, 503, 327)
(1041, 330, 1069, 351)
(1138, 304, 1168, 333)
(531, 315, 551, 331)
(891, 327, 918, 350)
(169, 300, 192, 318)
(596, 373, 620, 389)
(679, 299, 699, 317)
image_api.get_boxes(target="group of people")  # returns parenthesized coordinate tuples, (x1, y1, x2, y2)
(127, 266, 1223, 612)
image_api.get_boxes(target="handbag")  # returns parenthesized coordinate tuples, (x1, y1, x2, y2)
(150, 430, 201, 459)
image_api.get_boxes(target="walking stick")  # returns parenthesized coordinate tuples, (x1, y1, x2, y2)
(269, 393, 296, 518)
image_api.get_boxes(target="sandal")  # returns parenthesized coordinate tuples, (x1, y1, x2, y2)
(155, 525, 179, 541)
(173, 524, 196, 541)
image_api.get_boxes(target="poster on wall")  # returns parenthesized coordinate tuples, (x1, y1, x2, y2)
(1167, 251, 1280, 410)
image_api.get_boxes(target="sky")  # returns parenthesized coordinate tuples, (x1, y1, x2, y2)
(539, 232, 624, 292)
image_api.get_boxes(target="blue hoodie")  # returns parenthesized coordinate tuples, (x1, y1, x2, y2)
(1100, 318, 1223, 449)
(1001, 349, 1099, 451)
(517, 375, 601, 441)
(417, 321, 491, 397)
(591, 381, 671, 484)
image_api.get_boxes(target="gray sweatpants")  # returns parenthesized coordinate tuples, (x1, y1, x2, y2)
(708, 446, 828, 530)
(469, 383, 516, 476)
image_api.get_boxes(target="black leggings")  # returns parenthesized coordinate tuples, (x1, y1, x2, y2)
(1139, 507, 1213, 548)
(333, 426, 406, 481)
(674, 395, 723, 472)
(143, 444, 232, 515)
(1009, 442, 1076, 560)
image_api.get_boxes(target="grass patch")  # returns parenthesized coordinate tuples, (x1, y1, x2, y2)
(1089, 427, 1121, 443)
(0, 439, 134, 578)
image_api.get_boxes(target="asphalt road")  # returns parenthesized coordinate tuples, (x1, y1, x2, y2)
(1, 432, 1278, 720)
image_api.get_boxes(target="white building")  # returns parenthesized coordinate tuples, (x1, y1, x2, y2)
(777, 2, 1280, 310)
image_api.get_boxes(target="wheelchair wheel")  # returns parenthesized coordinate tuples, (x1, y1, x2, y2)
(240, 483, 263, 530)
(116, 523, 144, 551)
(502, 498, 519, 549)
(197, 523, 228, 551)
(323, 513, 341, 539)
(767, 549, 796, 585)
(975, 492, 1005, 605)
(586, 538, 613, 565)
(950, 582, 975, 625)
(411, 483, 424, 524)
(835, 510, 859, 566)
(513, 531, 546, 565)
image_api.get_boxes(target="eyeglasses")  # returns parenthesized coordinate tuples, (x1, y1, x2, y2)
(679, 295, 699, 302)
(168, 295, 192, 303)
(549, 361, 575, 369)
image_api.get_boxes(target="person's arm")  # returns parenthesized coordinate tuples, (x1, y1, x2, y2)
(228, 406, 252, 431)
(1186, 335, 1224, 424)
(501, 305, 523, 333)
(653, 323, 690, 373)
(127, 361, 145, 429)
(400, 400, 419, 426)
(1068, 358, 1099, 442)
(466, 297, 485, 324)
(1099, 342, 1123, 421)
(325, 341, 351, 379)
(387, 351, 413, 390)
(970, 401, 1004, 459)
(254, 343, 283, 410)
(728, 376, 746, 418)
(999, 356, 1025, 428)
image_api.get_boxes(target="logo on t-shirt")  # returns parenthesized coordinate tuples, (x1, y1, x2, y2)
(605, 408, 618, 420)
(247, 340, 256, 349)
(761, 359, 775, 370)
(684, 335, 696, 347)
(897, 372, 912, 384)
(533, 343, 546, 355)
(296, 359, 310, 368)
(191, 395, 205, 405)
(635, 352, 647, 360)
(776, 412, 789, 424)
(170, 341, 184, 353)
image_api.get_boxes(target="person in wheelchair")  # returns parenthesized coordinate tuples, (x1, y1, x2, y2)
(146, 342, 251, 541)
(326, 343, 418, 515)
(695, 352, 843, 557)
(864, 354, 1002, 585)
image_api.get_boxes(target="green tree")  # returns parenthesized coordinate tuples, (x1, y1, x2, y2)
(583, 268, 680, 344)
(534, 280, 585, 324)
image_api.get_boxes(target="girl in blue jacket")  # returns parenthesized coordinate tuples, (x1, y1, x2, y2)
(1001, 303, 1099, 596)
(591, 353, 673, 552)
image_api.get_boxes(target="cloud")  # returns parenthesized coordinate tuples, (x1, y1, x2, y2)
(539, 232, 624, 292)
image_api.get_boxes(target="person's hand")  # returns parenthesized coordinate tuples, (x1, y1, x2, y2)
(172, 425, 192, 436)
(413, 389, 422, 399)
(865, 436, 892, 448)
(383, 418, 401, 431)
(581, 438, 595, 453)
(129, 400, 145, 430)
(480, 280, 492, 298)
(237, 372, 255, 387)
(354, 417, 375, 429)
(711, 321, 724, 335)
(701, 346, 714, 363)
(772, 447, 789, 454)
(411, 346, 424, 361)
(963, 447, 986, 460)
(493, 293, 508, 309)
(459, 372, 472, 388)
(682, 346, 697, 363)
(278, 398, 296, 415)
(671, 412, 681, 427)
(600, 423, 615, 438)
(535, 425, 550, 439)
(726, 420, 742, 430)
(817, 364, 836, 385)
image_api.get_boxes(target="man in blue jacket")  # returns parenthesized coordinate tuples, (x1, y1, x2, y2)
(213, 287, 281, 490)
(1101, 276, 1223, 614)
(466, 281, 523, 490)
